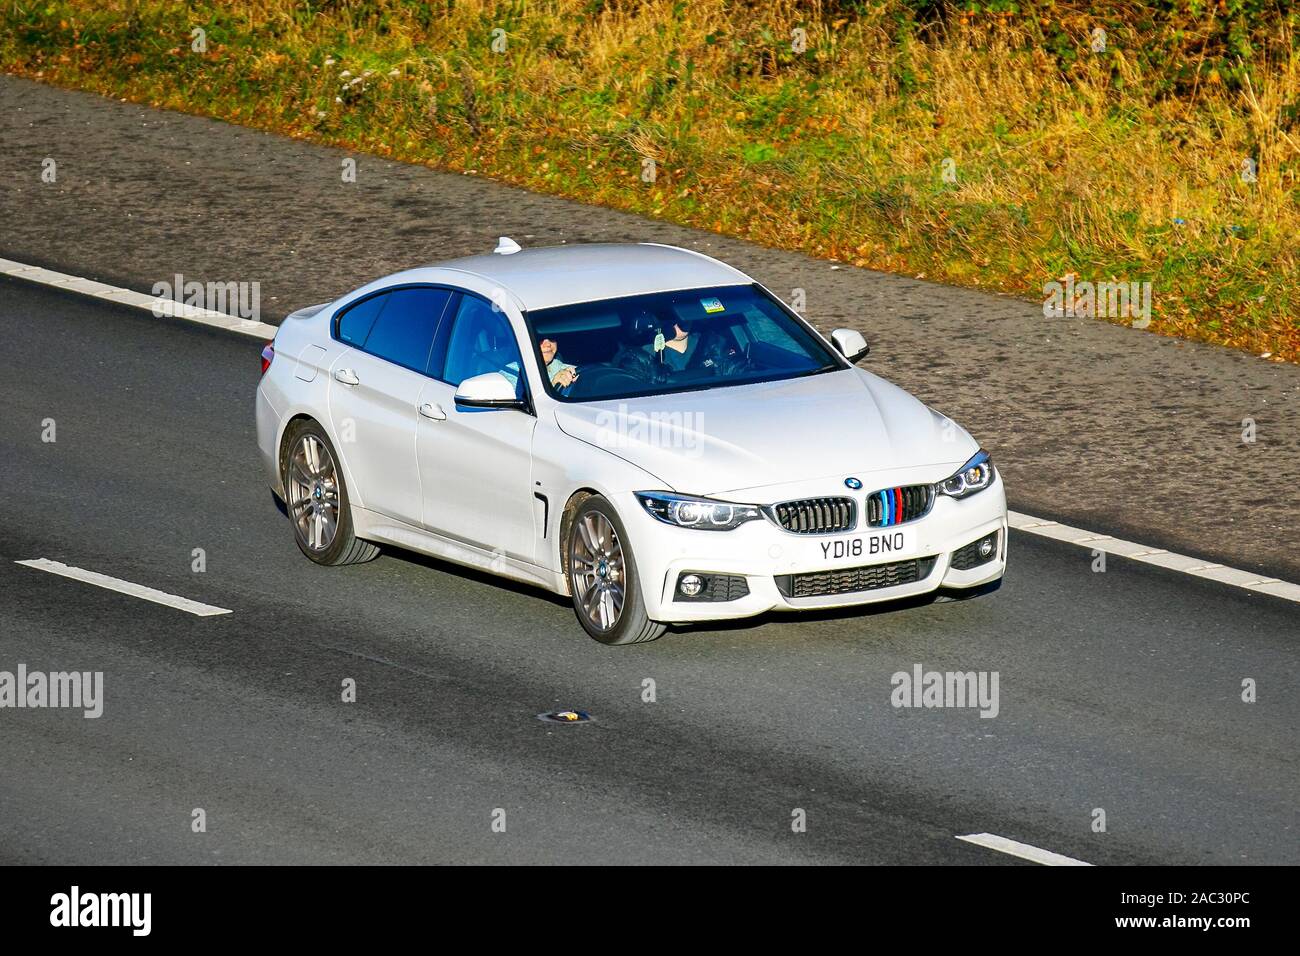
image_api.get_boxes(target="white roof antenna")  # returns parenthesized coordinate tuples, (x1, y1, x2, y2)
(493, 236, 522, 255)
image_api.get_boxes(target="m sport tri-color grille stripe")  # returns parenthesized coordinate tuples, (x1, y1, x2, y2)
(865, 484, 935, 528)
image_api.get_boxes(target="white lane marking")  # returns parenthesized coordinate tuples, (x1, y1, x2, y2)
(0, 256, 279, 339)
(957, 833, 1093, 866)
(16, 559, 232, 617)
(1008, 511, 1300, 604)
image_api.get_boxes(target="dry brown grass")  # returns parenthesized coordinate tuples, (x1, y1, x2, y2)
(3, 0, 1297, 358)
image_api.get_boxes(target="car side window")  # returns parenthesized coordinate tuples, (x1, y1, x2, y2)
(440, 295, 525, 392)
(355, 287, 453, 374)
(336, 293, 387, 347)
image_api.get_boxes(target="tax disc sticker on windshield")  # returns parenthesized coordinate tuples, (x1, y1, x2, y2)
(700, 297, 725, 313)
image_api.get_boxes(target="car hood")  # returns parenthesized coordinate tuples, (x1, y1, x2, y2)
(553, 368, 978, 496)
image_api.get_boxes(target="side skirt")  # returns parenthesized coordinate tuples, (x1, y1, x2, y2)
(350, 507, 567, 595)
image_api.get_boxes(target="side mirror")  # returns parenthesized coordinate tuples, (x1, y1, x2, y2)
(454, 371, 526, 409)
(830, 328, 870, 363)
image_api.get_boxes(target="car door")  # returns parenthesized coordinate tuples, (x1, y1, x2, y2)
(417, 292, 538, 562)
(328, 286, 453, 527)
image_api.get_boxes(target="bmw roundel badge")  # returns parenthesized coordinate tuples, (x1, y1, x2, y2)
(844, 477, 863, 490)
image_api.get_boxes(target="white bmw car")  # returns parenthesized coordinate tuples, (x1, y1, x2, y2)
(255, 241, 1006, 644)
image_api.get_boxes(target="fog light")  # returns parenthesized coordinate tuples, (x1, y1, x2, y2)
(679, 574, 704, 597)
(951, 531, 1000, 571)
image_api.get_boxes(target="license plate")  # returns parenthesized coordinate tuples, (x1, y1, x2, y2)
(813, 528, 915, 564)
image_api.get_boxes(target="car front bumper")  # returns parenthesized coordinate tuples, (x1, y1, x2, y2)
(619, 476, 1008, 624)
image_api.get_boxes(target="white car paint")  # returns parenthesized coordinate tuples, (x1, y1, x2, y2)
(256, 242, 1006, 627)
(552, 368, 976, 495)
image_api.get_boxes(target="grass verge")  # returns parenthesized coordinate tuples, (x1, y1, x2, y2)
(2, 0, 1297, 361)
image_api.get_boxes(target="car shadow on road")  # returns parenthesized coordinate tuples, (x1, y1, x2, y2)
(269, 491, 570, 606)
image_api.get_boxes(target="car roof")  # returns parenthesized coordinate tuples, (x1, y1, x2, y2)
(429, 242, 752, 311)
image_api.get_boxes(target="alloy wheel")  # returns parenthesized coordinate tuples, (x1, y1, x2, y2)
(287, 433, 340, 552)
(569, 511, 626, 632)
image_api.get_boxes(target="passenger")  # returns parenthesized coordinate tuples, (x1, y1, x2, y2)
(648, 320, 697, 371)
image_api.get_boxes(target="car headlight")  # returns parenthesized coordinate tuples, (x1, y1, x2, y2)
(635, 492, 763, 531)
(937, 450, 996, 499)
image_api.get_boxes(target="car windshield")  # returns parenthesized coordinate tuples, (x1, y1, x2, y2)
(525, 284, 842, 402)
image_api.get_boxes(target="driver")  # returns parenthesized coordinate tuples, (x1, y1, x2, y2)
(539, 337, 578, 389)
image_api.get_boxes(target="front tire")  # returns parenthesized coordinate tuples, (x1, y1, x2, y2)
(566, 496, 666, 645)
(280, 418, 378, 566)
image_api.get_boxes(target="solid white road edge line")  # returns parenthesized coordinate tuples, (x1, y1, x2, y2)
(5, 257, 1298, 605)
(1008, 511, 1300, 604)
(956, 833, 1093, 866)
(0, 256, 279, 339)
(16, 559, 232, 617)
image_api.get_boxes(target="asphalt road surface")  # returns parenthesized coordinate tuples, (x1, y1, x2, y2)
(1, 278, 1295, 864)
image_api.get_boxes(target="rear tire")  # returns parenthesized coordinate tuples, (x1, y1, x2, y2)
(280, 418, 378, 566)
(566, 496, 666, 645)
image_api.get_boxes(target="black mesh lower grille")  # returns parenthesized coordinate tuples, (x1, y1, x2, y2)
(674, 573, 751, 603)
(776, 556, 938, 599)
(950, 532, 999, 570)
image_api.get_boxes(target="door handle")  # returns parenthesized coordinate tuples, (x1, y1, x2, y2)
(418, 402, 447, 421)
(333, 368, 359, 386)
